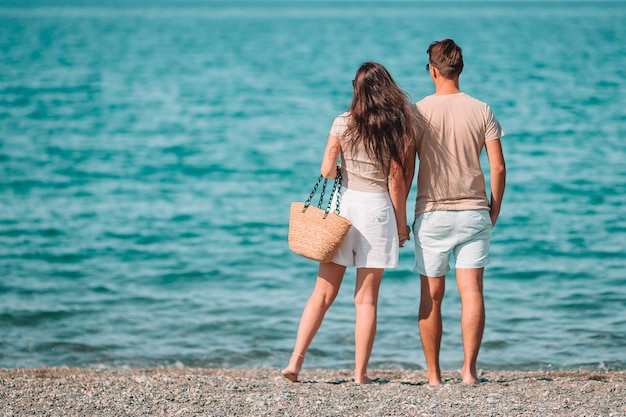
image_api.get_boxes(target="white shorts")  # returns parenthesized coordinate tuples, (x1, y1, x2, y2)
(331, 188, 399, 269)
(413, 210, 492, 277)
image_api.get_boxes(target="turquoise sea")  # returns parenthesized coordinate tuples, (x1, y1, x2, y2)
(1, 1, 625, 372)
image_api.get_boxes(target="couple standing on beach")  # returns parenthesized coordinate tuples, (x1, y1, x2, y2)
(282, 39, 507, 386)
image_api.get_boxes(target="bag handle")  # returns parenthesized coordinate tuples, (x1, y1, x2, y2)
(302, 166, 343, 218)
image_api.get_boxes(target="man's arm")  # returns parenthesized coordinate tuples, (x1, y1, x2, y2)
(485, 139, 506, 226)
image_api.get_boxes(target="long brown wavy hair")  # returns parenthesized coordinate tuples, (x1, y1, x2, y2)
(345, 62, 417, 175)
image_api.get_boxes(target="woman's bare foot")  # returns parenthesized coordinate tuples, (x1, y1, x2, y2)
(354, 373, 370, 384)
(281, 368, 299, 382)
(281, 353, 304, 382)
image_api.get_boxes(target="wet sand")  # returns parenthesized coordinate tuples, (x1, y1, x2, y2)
(1, 367, 625, 416)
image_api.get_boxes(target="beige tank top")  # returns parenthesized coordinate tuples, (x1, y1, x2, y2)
(329, 112, 389, 193)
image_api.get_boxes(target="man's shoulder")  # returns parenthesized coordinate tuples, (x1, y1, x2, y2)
(416, 92, 485, 104)
(415, 94, 436, 106)
(433, 93, 493, 113)
(459, 93, 491, 108)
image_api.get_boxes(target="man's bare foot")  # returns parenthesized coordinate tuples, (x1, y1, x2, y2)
(281, 353, 304, 383)
(426, 370, 442, 386)
(461, 366, 480, 384)
(427, 378, 442, 386)
(462, 375, 480, 384)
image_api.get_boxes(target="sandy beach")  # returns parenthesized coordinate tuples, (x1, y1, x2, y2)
(1, 367, 624, 416)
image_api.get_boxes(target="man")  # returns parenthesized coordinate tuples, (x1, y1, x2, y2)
(406, 39, 506, 385)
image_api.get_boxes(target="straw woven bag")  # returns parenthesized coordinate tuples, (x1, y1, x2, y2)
(288, 168, 351, 263)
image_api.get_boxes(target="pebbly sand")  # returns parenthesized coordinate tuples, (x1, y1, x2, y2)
(1, 368, 625, 416)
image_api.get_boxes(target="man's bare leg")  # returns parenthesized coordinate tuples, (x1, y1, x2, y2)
(418, 275, 445, 386)
(456, 268, 485, 384)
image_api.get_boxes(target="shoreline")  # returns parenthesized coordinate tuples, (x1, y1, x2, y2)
(1, 368, 625, 416)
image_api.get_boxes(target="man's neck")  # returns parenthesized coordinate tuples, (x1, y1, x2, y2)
(434, 79, 461, 95)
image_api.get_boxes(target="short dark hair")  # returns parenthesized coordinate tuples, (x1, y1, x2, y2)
(427, 39, 464, 78)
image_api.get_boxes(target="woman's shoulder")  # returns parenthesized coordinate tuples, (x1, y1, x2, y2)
(330, 112, 350, 136)
(333, 112, 350, 124)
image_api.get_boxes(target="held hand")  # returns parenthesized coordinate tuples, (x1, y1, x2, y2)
(398, 225, 411, 248)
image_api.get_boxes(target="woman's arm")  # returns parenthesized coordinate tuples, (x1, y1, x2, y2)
(404, 143, 416, 200)
(320, 134, 341, 178)
(389, 159, 409, 247)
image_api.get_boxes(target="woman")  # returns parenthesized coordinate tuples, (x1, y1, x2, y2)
(282, 62, 418, 384)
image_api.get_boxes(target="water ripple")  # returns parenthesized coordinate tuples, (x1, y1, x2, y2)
(0, 0, 625, 371)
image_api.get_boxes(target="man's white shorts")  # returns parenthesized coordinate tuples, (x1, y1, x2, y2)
(413, 210, 492, 277)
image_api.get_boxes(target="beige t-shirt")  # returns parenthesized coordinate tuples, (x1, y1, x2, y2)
(414, 93, 504, 215)
(330, 112, 389, 193)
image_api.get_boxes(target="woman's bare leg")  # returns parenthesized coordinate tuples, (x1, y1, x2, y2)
(353, 267, 383, 384)
(282, 262, 347, 382)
